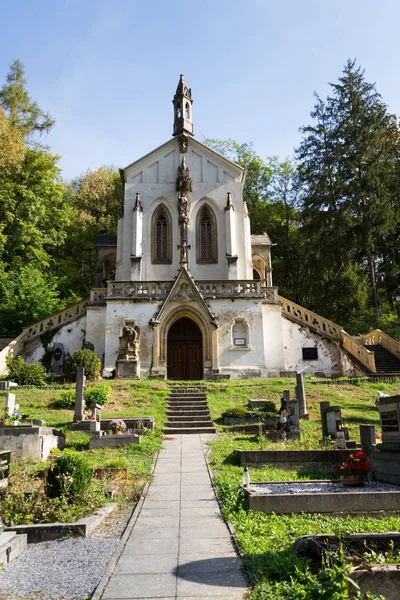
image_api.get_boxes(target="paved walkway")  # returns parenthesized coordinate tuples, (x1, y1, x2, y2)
(100, 434, 248, 599)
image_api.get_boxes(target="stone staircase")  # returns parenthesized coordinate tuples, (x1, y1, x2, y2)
(163, 387, 216, 434)
(362, 344, 400, 375)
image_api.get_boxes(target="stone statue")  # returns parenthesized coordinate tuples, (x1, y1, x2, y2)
(178, 192, 190, 222)
(119, 325, 140, 360)
(176, 156, 192, 192)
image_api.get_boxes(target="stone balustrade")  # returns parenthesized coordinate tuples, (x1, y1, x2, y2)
(278, 296, 342, 341)
(107, 280, 278, 301)
(90, 288, 107, 304)
(279, 295, 377, 373)
(23, 299, 89, 341)
(341, 331, 376, 373)
(361, 329, 400, 360)
(0, 331, 27, 376)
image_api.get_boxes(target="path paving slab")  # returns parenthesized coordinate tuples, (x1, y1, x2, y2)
(97, 434, 248, 599)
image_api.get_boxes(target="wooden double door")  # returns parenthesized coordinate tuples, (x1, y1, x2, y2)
(167, 317, 203, 380)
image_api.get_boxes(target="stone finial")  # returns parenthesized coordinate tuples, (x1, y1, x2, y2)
(225, 192, 234, 211)
(134, 192, 142, 211)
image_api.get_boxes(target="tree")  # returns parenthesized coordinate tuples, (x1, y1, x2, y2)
(53, 167, 122, 298)
(0, 263, 65, 335)
(203, 138, 274, 207)
(296, 60, 400, 321)
(0, 147, 68, 270)
(330, 60, 400, 315)
(0, 59, 54, 139)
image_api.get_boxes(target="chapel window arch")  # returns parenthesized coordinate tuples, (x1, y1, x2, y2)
(151, 203, 172, 264)
(196, 204, 218, 264)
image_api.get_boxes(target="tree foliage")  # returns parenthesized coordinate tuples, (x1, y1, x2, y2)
(0, 59, 54, 139)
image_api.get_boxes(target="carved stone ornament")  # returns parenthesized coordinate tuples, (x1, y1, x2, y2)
(118, 324, 140, 360)
(177, 192, 190, 223)
(171, 283, 196, 302)
(176, 156, 192, 192)
(178, 134, 189, 153)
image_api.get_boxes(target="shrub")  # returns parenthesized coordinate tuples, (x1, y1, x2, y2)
(53, 390, 75, 409)
(85, 384, 111, 406)
(249, 407, 279, 420)
(64, 349, 101, 382)
(45, 449, 92, 501)
(222, 407, 249, 418)
(5, 356, 47, 386)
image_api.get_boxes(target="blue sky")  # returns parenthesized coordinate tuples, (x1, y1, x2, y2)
(1, 0, 399, 180)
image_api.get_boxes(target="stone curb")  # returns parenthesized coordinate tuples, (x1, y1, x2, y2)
(90, 450, 159, 600)
(202, 433, 253, 587)
(5, 503, 117, 544)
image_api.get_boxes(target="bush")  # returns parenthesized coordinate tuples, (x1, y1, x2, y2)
(222, 407, 249, 418)
(45, 449, 92, 501)
(5, 356, 47, 386)
(85, 384, 111, 406)
(64, 349, 101, 382)
(53, 390, 75, 409)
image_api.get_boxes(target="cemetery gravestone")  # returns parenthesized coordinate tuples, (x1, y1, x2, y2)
(73, 368, 86, 423)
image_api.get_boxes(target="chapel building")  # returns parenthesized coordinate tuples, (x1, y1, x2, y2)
(6, 76, 391, 381)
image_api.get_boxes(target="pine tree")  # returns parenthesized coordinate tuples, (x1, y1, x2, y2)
(296, 60, 400, 320)
(0, 59, 54, 139)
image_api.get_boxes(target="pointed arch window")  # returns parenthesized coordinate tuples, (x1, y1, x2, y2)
(152, 204, 172, 264)
(196, 205, 217, 263)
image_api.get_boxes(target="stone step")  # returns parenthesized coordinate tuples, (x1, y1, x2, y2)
(168, 394, 207, 398)
(166, 415, 212, 422)
(164, 420, 214, 428)
(167, 410, 210, 417)
(167, 399, 208, 406)
(163, 426, 216, 434)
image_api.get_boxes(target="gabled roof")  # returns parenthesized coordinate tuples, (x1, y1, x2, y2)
(152, 267, 217, 325)
(122, 136, 245, 181)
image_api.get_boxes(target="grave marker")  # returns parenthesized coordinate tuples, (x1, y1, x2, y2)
(5, 393, 15, 417)
(296, 373, 308, 419)
(73, 368, 86, 423)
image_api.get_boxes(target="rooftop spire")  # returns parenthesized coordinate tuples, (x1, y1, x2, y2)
(172, 74, 193, 141)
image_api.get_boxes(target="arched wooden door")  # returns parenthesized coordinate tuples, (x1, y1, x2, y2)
(167, 317, 203, 380)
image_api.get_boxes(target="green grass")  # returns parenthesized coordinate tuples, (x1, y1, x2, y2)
(0, 380, 169, 524)
(205, 377, 400, 599)
(2, 374, 400, 597)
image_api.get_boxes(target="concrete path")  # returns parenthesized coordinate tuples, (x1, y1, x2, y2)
(99, 434, 248, 599)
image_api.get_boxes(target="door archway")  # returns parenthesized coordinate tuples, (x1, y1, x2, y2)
(167, 317, 203, 380)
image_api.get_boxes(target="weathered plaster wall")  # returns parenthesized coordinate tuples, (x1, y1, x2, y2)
(210, 299, 269, 378)
(26, 317, 86, 363)
(103, 300, 158, 375)
(86, 307, 106, 363)
(282, 317, 343, 376)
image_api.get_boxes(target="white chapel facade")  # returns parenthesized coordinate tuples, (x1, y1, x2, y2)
(18, 76, 366, 380)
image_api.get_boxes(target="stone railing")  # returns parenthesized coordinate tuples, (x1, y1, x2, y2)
(0, 331, 27, 376)
(23, 299, 89, 341)
(278, 296, 377, 373)
(89, 288, 107, 305)
(197, 282, 277, 300)
(107, 282, 172, 299)
(278, 296, 342, 341)
(340, 331, 376, 373)
(107, 280, 278, 301)
(361, 329, 400, 360)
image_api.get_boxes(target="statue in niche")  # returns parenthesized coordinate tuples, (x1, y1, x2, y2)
(176, 156, 192, 192)
(119, 324, 140, 360)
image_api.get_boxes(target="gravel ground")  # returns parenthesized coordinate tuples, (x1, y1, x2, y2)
(250, 481, 400, 495)
(0, 503, 134, 600)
